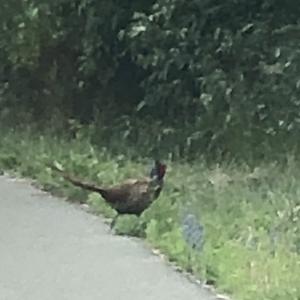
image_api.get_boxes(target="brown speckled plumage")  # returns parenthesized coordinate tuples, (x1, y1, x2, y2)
(49, 161, 166, 217)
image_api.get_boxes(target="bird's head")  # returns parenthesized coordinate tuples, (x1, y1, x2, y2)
(150, 160, 167, 182)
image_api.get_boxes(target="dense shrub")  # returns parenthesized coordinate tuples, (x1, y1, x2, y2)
(1, 0, 300, 158)
(124, 0, 300, 155)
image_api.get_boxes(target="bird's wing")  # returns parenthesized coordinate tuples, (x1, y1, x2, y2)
(104, 178, 150, 202)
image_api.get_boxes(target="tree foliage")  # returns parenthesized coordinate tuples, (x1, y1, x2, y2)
(1, 0, 300, 157)
(125, 0, 300, 153)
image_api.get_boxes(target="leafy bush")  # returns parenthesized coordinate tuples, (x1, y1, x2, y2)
(0, 0, 149, 123)
(124, 0, 300, 156)
(2, 1, 300, 158)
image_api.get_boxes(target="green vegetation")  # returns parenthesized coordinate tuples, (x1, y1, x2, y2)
(1, 0, 300, 299)
(0, 127, 300, 300)
(1, 0, 300, 159)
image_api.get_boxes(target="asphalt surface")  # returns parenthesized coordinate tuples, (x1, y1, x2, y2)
(0, 175, 219, 300)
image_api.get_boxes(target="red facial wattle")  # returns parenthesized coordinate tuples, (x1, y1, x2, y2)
(158, 164, 167, 179)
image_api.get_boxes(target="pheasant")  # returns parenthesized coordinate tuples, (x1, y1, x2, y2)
(49, 160, 167, 227)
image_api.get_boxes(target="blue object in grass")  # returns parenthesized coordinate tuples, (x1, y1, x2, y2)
(182, 213, 204, 252)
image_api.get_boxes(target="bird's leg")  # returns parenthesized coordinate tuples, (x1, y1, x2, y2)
(187, 250, 193, 273)
(110, 214, 119, 229)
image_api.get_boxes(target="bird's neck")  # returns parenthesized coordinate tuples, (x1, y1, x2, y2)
(150, 176, 163, 187)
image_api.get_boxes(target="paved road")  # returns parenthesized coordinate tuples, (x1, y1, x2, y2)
(0, 175, 218, 300)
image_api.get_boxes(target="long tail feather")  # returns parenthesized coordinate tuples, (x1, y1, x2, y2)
(48, 163, 105, 194)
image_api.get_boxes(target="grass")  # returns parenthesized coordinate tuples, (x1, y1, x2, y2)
(0, 127, 299, 300)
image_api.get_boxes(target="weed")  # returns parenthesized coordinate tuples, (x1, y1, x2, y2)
(0, 127, 299, 300)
